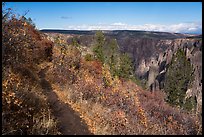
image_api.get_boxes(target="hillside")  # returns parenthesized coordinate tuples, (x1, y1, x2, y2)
(2, 18, 202, 135)
(42, 30, 202, 102)
(40, 29, 189, 39)
(42, 30, 202, 115)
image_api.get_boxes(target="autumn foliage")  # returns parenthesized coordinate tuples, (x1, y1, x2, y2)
(2, 7, 59, 135)
(2, 5, 202, 135)
(45, 33, 202, 135)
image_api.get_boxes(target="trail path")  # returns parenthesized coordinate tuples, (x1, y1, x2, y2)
(38, 67, 92, 135)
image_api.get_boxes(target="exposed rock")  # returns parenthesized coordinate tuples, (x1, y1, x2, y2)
(166, 49, 173, 65)
(128, 37, 202, 114)
(147, 57, 159, 92)
(146, 38, 202, 114)
(136, 59, 149, 79)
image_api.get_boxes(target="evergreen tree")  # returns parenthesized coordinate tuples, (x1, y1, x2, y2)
(93, 30, 105, 63)
(164, 49, 194, 108)
(108, 39, 119, 77)
(72, 37, 79, 47)
(118, 53, 134, 79)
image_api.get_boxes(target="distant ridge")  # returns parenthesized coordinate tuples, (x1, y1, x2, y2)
(40, 29, 197, 39)
(40, 29, 95, 35)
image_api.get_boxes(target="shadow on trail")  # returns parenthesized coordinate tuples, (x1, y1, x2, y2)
(38, 67, 92, 135)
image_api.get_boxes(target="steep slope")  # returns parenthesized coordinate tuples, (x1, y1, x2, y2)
(143, 38, 202, 114)
(38, 66, 92, 135)
(43, 34, 201, 135)
(43, 30, 202, 115)
(2, 17, 91, 135)
(2, 18, 60, 135)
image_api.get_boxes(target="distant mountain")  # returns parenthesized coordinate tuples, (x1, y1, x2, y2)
(40, 29, 192, 40)
(185, 34, 202, 39)
(40, 29, 95, 35)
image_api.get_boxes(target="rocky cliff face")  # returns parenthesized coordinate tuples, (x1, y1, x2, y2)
(129, 38, 202, 114)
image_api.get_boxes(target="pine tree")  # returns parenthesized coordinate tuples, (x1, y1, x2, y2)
(107, 39, 119, 77)
(93, 30, 105, 63)
(72, 37, 79, 47)
(118, 53, 134, 79)
(164, 49, 194, 108)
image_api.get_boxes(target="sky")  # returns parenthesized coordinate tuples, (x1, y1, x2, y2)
(4, 2, 202, 34)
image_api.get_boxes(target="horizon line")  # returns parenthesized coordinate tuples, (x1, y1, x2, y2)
(39, 29, 202, 35)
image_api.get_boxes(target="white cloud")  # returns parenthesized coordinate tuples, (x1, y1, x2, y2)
(111, 22, 126, 26)
(65, 22, 202, 34)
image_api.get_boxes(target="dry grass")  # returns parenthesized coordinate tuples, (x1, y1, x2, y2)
(2, 69, 60, 135)
(31, 109, 59, 135)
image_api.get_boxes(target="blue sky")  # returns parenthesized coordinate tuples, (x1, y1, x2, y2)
(4, 2, 202, 34)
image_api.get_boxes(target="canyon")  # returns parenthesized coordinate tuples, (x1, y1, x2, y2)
(41, 30, 202, 114)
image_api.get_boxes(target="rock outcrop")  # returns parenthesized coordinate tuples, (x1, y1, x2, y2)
(146, 57, 159, 92)
(142, 38, 202, 114)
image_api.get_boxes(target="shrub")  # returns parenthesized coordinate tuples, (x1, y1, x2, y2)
(85, 53, 94, 61)
(2, 5, 59, 134)
(183, 96, 197, 112)
(71, 36, 80, 47)
(2, 17, 53, 69)
(2, 71, 59, 135)
(102, 64, 113, 88)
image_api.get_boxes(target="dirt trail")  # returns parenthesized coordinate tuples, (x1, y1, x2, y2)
(38, 68, 92, 135)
